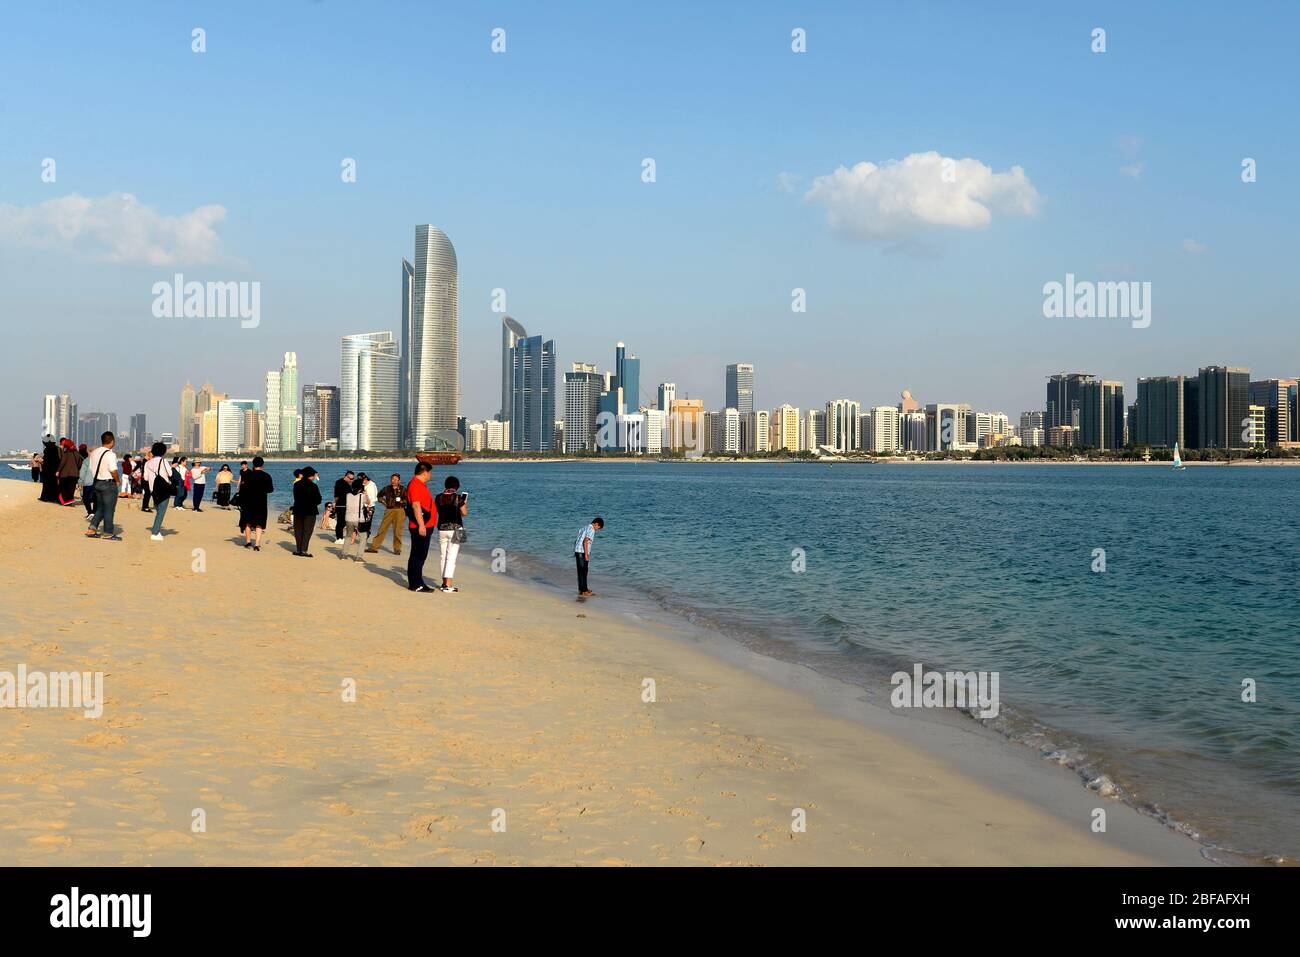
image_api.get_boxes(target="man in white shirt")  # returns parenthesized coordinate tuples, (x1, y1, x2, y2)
(86, 431, 121, 540)
(574, 516, 604, 597)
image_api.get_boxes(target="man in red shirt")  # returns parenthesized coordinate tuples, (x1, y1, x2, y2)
(406, 463, 435, 592)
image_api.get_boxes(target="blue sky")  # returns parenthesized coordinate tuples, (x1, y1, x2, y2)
(1, 0, 1297, 448)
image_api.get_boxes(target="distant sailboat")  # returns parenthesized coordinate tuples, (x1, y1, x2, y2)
(1173, 442, 1186, 471)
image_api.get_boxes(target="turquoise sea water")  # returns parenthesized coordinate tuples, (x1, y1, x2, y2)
(10, 460, 1299, 862)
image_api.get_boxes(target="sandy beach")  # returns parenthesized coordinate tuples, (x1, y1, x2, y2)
(0, 479, 1207, 866)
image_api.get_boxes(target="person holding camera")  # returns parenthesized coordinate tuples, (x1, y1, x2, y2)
(434, 475, 469, 593)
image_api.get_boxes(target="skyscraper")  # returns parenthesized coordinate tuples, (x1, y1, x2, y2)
(509, 334, 556, 452)
(1198, 366, 1250, 450)
(657, 382, 676, 413)
(399, 257, 414, 446)
(825, 399, 861, 452)
(340, 332, 396, 451)
(613, 342, 641, 413)
(178, 382, 195, 449)
(264, 370, 282, 452)
(1046, 372, 1094, 431)
(1079, 380, 1125, 450)
(500, 315, 528, 423)
(725, 363, 755, 415)
(407, 225, 459, 446)
(280, 352, 300, 452)
(302, 384, 341, 449)
(128, 414, 147, 451)
(217, 399, 260, 454)
(867, 406, 901, 452)
(564, 363, 605, 453)
(773, 404, 800, 452)
(357, 342, 400, 451)
(1136, 376, 1187, 448)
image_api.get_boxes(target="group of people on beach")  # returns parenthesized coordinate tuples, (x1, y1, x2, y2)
(36, 431, 605, 596)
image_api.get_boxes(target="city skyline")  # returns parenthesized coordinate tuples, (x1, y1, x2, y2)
(3, 4, 1296, 449)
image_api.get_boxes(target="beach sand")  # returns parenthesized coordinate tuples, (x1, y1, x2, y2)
(0, 480, 1206, 865)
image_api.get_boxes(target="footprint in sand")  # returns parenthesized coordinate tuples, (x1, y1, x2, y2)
(80, 731, 128, 747)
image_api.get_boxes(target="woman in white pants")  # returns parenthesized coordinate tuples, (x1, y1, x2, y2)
(433, 475, 468, 593)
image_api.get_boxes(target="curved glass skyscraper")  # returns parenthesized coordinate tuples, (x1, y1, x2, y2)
(407, 225, 459, 447)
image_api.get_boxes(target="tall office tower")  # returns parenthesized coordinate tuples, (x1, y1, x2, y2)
(1135, 376, 1187, 448)
(216, 399, 260, 454)
(301, 384, 340, 448)
(280, 352, 300, 452)
(867, 406, 901, 452)
(500, 315, 528, 423)
(1182, 376, 1200, 448)
(340, 332, 397, 451)
(264, 371, 282, 452)
(554, 420, 565, 452)
(726, 363, 755, 415)
(564, 363, 605, 453)
(1078, 380, 1125, 450)
(974, 412, 1011, 447)
(803, 409, 826, 451)
(1046, 373, 1095, 431)
(399, 257, 414, 445)
(743, 409, 770, 453)
(657, 382, 676, 413)
(825, 399, 861, 452)
(704, 409, 741, 454)
(772, 404, 800, 452)
(1248, 378, 1296, 446)
(669, 398, 706, 453)
(898, 389, 921, 414)
(129, 414, 147, 451)
(1198, 366, 1251, 450)
(194, 382, 216, 447)
(356, 340, 401, 451)
(1019, 410, 1045, 434)
(509, 335, 556, 452)
(901, 411, 928, 451)
(244, 408, 262, 452)
(178, 382, 196, 449)
(617, 342, 641, 412)
(408, 225, 459, 446)
(1126, 403, 1138, 446)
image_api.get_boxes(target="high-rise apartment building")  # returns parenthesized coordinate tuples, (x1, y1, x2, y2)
(1079, 380, 1125, 450)
(1248, 378, 1297, 446)
(279, 352, 300, 452)
(564, 363, 605, 453)
(178, 382, 195, 449)
(725, 363, 755, 415)
(129, 414, 147, 451)
(669, 398, 705, 454)
(744, 409, 770, 453)
(1198, 366, 1250, 450)
(1046, 373, 1094, 431)
(264, 371, 282, 452)
(341, 332, 396, 451)
(867, 406, 901, 452)
(1135, 376, 1187, 448)
(509, 334, 556, 452)
(217, 399, 260, 454)
(772, 404, 800, 452)
(301, 384, 340, 449)
(825, 399, 861, 453)
(657, 382, 676, 413)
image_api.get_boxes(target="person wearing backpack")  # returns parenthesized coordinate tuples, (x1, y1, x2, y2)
(78, 444, 96, 518)
(85, 432, 122, 540)
(142, 442, 176, 539)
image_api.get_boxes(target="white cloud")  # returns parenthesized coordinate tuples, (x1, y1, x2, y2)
(803, 151, 1040, 242)
(1182, 238, 1207, 254)
(1119, 162, 1144, 179)
(0, 192, 226, 265)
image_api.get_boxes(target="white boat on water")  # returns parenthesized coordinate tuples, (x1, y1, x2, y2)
(7, 463, 30, 472)
(1173, 443, 1186, 470)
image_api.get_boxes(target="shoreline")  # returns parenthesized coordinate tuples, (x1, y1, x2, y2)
(0, 481, 1209, 865)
